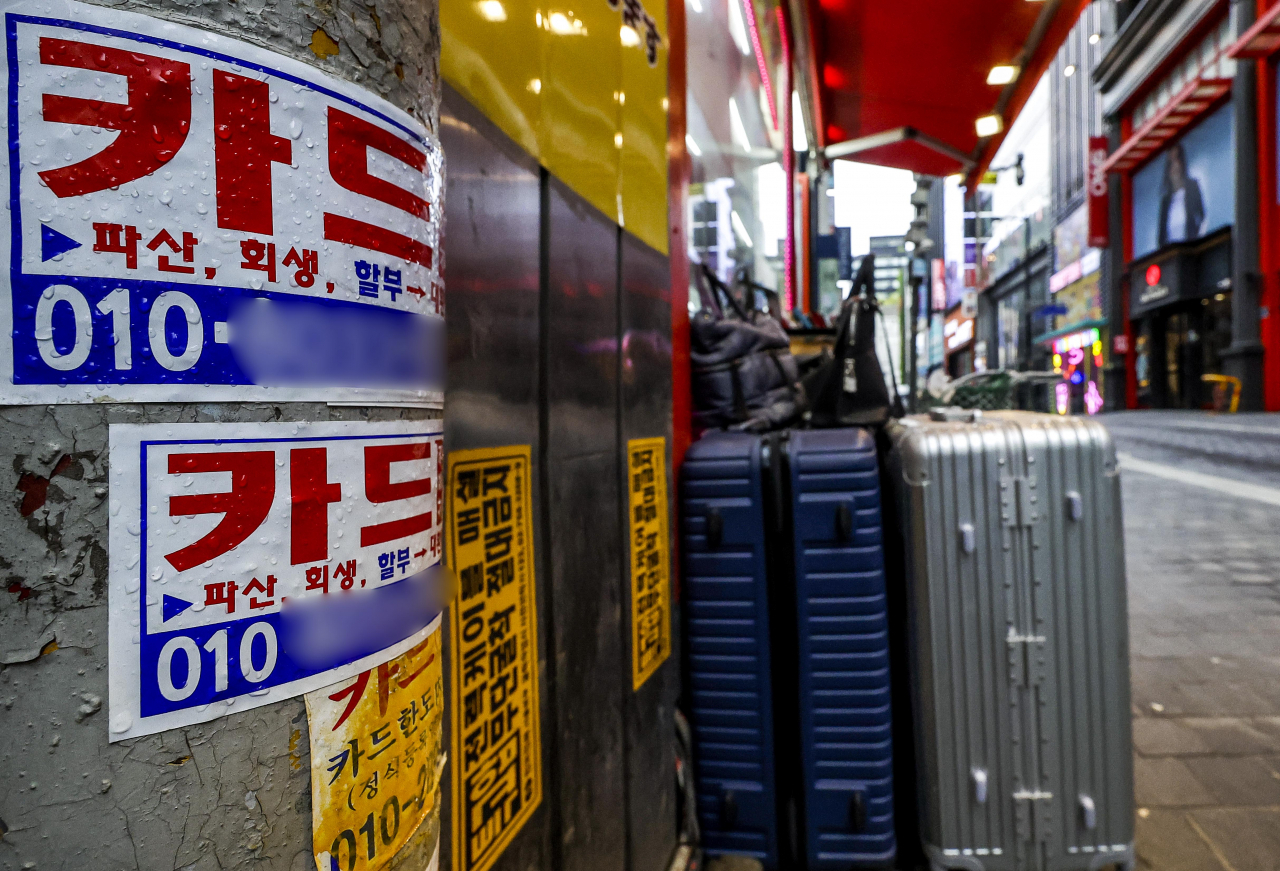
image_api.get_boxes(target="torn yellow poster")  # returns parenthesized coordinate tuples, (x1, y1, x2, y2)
(307, 620, 444, 871)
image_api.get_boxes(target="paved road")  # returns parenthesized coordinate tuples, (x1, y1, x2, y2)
(1103, 411, 1280, 871)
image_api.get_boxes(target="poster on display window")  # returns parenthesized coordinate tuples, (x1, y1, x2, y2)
(107, 419, 446, 740)
(0, 0, 443, 405)
(1131, 101, 1234, 260)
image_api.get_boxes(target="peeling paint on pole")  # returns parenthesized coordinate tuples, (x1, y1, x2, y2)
(0, 0, 442, 865)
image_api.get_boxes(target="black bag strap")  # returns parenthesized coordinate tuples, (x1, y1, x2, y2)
(698, 263, 751, 321)
(874, 302, 906, 418)
(727, 358, 747, 420)
(738, 277, 785, 323)
(831, 295, 858, 360)
(693, 263, 723, 318)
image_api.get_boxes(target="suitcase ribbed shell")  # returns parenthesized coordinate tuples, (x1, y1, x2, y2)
(789, 430, 896, 868)
(887, 412, 1134, 871)
(681, 433, 781, 864)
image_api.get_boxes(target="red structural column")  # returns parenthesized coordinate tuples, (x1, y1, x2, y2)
(799, 174, 812, 313)
(1254, 12, 1280, 410)
(779, 6, 795, 312)
(668, 0, 690, 595)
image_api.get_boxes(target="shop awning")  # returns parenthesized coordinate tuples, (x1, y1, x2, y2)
(1099, 69, 1232, 174)
(1033, 319, 1107, 347)
(1226, 2, 1280, 59)
(811, 0, 1089, 186)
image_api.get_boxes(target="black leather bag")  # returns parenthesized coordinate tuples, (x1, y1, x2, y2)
(803, 252, 903, 427)
(690, 265, 805, 433)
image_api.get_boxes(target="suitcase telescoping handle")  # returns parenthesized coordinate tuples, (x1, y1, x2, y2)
(929, 407, 983, 423)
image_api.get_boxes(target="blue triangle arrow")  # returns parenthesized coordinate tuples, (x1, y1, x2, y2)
(41, 224, 81, 262)
(163, 594, 194, 622)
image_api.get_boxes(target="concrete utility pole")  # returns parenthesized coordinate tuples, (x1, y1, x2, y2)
(0, 0, 445, 869)
(1226, 0, 1265, 410)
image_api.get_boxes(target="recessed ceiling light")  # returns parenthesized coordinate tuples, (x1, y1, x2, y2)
(987, 65, 1018, 85)
(975, 114, 1003, 137)
(477, 0, 507, 21)
(1064, 64, 1077, 77)
(1089, 32, 1101, 45)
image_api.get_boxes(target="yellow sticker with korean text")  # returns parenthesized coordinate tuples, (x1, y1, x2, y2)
(626, 437, 671, 690)
(447, 446, 542, 871)
(307, 622, 445, 871)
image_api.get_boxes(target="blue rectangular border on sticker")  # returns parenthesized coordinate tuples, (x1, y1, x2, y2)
(5, 13, 442, 394)
(137, 431, 442, 718)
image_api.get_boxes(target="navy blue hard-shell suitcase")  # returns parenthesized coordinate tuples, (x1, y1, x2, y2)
(788, 430, 896, 868)
(680, 428, 895, 870)
(680, 432, 781, 864)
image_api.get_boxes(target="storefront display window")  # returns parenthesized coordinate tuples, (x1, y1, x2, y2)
(1131, 101, 1235, 259)
(997, 290, 1024, 369)
(686, 0, 786, 300)
(1051, 327, 1105, 414)
(944, 308, 975, 378)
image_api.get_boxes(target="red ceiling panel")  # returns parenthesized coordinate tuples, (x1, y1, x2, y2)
(813, 0, 1089, 181)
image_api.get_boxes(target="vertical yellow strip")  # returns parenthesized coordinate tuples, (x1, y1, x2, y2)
(441, 0, 543, 158)
(540, 0, 623, 221)
(618, 0, 669, 253)
(447, 446, 542, 871)
(626, 436, 672, 690)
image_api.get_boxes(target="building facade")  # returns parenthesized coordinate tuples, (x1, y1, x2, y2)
(970, 73, 1053, 378)
(1094, 0, 1275, 410)
(1046, 1, 1113, 414)
(976, 214, 1055, 375)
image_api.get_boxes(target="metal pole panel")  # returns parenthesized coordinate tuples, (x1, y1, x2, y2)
(908, 276, 921, 408)
(1225, 0, 1265, 410)
(1102, 120, 1128, 411)
(0, 1, 442, 870)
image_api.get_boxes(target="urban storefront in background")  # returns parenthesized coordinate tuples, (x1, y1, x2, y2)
(1094, 4, 1272, 409)
(1124, 99, 1235, 409)
(1043, 203, 1107, 414)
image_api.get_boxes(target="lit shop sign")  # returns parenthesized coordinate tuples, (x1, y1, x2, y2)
(944, 315, 974, 351)
(1049, 248, 1102, 294)
(1129, 253, 1190, 318)
(1138, 263, 1172, 306)
(1051, 327, 1104, 415)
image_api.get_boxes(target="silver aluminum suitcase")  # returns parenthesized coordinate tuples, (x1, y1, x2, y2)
(886, 411, 1134, 871)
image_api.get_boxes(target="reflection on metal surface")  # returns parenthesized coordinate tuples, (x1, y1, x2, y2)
(619, 230, 677, 870)
(440, 87, 547, 869)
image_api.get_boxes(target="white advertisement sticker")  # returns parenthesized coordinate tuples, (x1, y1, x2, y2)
(108, 419, 445, 741)
(1, 0, 443, 404)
